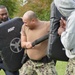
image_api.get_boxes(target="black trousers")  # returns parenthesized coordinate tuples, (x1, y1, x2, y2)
(0, 61, 19, 75)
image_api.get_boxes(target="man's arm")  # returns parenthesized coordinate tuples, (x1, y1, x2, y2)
(58, 14, 75, 50)
(21, 25, 32, 49)
(21, 33, 27, 48)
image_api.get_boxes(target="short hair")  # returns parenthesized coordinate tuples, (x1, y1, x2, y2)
(25, 10, 38, 20)
(0, 5, 7, 9)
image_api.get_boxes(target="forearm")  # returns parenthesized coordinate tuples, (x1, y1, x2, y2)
(61, 12, 75, 50)
(61, 31, 75, 50)
(21, 42, 27, 48)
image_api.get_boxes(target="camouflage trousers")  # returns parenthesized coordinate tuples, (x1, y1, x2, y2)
(19, 59, 58, 75)
(65, 58, 75, 75)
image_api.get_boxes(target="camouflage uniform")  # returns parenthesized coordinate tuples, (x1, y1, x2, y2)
(65, 58, 75, 75)
(19, 60, 58, 75)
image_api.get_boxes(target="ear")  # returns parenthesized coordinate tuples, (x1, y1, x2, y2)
(32, 18, 35, 23)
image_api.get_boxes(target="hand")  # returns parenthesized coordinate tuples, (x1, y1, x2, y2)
(60, 17, 66, 29)
(58, 17, 66, 35)
(58, 27, 65, 35)
(25, 42, 32, 49)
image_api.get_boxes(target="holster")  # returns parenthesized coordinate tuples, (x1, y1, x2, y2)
(21, 54, 29, 64)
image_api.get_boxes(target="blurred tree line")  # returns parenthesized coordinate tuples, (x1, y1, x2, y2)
(0, 0, 53, 20)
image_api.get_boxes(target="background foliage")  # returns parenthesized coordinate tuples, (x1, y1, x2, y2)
(15, 0, 53, 20)
(0, 0, 53, 20)
(0, 0, 18, 18)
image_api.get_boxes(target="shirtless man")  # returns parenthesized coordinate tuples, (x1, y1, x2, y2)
(20, 10, 57, 75)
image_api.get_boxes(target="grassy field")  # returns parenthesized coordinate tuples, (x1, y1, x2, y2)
(0, 70, 5, 75)
(56, 61, 67, 75)
(0, 61, 67, 75)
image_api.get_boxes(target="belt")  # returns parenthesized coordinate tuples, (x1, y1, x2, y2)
(30, 56, 52, 63)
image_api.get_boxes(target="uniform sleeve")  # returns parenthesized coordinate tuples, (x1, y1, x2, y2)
(61, 12, 75, 50)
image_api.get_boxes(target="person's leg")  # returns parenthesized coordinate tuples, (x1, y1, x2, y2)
(65, 58, 75, 75)
(34, 60, 58, 75)
(19, 60, 36, 75)
(0, 62, 5, 70)
(0, 62, 6, 73)
(0, 62, 19, 75)
(5, 70, 19, 75)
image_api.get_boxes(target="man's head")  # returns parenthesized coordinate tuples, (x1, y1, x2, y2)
(22, 10, 38, 29)
(0, 5, 9, 22)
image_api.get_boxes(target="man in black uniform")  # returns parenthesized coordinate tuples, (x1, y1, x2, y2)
(0, 5, 19, 75)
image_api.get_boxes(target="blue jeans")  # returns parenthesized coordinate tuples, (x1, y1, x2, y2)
(0, 62, 19, 75)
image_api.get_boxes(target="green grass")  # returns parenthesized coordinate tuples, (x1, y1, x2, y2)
(0, 70, 5, 75)
(56, 61, 67, 75)
(0, 61, 67, 75)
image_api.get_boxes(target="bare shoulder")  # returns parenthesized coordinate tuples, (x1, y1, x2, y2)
(46, 21, 50, 25)
(43, 21, 50, 24)
(40, 21, 50, 28)
(44, 21, 50, 26)
(44, 21, 50, 31)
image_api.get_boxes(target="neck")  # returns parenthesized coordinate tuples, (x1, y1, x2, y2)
(35, 20, 43, 29)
